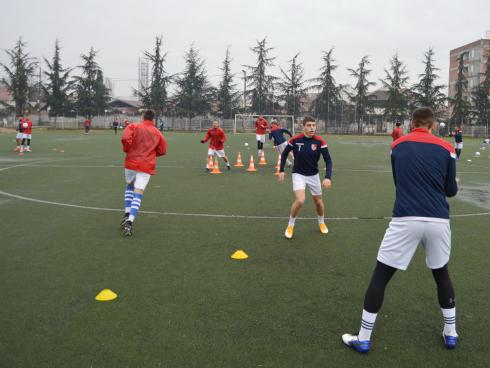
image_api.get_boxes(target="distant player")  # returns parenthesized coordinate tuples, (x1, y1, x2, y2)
(120, 110, 167, 236)
(255, 115, 269, 158)
(391, 122, 403, 141)
(84, 117, 91, 134)
(342, 107, 459, 353)
(269, 121, 293, 166)
(14, 116, 24, 151)
(124, 119, 130, 128)
(20, 116, 33, 152)
(200, 120, 231, 171)
(454, 126, 463, 160)
(278, 116, 333, 239)
(112, 119, 119, 135)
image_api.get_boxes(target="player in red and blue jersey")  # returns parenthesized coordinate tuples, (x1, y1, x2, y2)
(278, 116, 333, 239)
(269, 121, 293, 166)
(342, 107, 460, 354)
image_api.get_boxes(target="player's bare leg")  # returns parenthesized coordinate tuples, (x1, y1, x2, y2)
(222, 156, 231, 170)
(285, 190, 305, 239)
(206, 154, 213, 172)
(313, 195, 328, 234)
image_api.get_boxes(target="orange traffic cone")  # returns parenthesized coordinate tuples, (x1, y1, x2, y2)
(259, 151, 267, 165)
(274, 155, 281, 175)
(210, 158, 222, 174)
(234, 152, 244, 167)
(246, 155, 258, 172)
(206, 156, 214, 170)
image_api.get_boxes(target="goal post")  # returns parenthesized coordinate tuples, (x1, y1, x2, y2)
(233, 114, 296, 135)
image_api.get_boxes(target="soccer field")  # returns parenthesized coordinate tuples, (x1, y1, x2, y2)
(1, 128, 489, 367)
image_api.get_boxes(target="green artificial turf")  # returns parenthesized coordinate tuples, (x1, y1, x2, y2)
(0, 128, 489, 367)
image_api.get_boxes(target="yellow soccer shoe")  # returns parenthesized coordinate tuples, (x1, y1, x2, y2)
(285, 225, 294, 239)
(319, 223, 329, 234)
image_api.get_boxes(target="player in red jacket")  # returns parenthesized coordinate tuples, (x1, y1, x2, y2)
(255, 115, 269, 158)
(120, 110, 167, 236)
(201, 120, 230, 171)
(20, 117, 33, 153)
(83, 117, 91, 134)
(391, 122, 403, 141)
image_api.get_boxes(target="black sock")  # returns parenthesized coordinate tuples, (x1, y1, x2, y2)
(27, 139, 31, 146)
(432, 264, 455, 309)
(363, 261, 397, 313)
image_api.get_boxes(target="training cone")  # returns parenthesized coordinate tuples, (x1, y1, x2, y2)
(210, 158, 222, 174)
(246, 155, 258, 172)
(234, 152, 244, 167)
(231, 250, 249, 260)
(95, 289, 118, 302)
(259, 151, 267, 165)
(206, 156, 214, 170)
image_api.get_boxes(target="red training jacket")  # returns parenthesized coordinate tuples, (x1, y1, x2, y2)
(391, 127, 403, 141)
(255, 118, 269, 134)
(121, 120, 167, 175)
(202, 127, 226, 150)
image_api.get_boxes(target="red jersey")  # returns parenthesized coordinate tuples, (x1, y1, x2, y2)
(391, 127, 403, 141)
(202, 128, 226, 150)
(21, 118, 33, 134)
(121, 120, 167, 175)
(255, 118, 269, 134)
(84, 119, 91, 127)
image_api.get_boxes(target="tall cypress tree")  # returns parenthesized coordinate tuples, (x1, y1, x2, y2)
(135, 36, 171, 118)
(243, 37, 277, 114)
(311, 48, 339, 129)
(94, 69, 111, 115)
(217, 47, 238, 119)
(174, 45, 213, 118)
(471, 51, 490, 126)
(74, 47, 100, 117)
(43, 39, 73, 117)
(450, 54, 470, 127)
(412, 48, 446, 114)
(348, 56, 376, 133)
(0, 38, 38, 115)
(381, 53, 410, 124)
(278, 53, 307, 116)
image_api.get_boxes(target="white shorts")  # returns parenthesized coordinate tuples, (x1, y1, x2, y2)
(124, 169, 151, 190)
(16, 133, 23, 139)
(207, 148, 226, 158)
(22, 134, 32, 139)
(292, 173, 322, 196)
(256, 134, 266, 143)
(276, 141, 288, 154)
(455, 142, 463, 149)
(377, 218, 451, 271)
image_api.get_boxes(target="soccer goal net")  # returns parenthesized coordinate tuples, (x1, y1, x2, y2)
(233, 114, 296, 135)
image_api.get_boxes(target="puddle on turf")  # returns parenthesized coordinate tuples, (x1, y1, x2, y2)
(457, 182, 490, 210)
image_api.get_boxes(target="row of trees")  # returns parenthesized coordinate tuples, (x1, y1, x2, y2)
(1, 39, 111, 118)
(2, 37, 490, 130)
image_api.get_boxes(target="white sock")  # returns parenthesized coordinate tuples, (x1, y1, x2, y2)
(442, 307, 457, 336)
(358, 309, 377, 341)
(128, 214, 135, 222)
(288, 216, 296, 226)
(317, 215, 325, 224)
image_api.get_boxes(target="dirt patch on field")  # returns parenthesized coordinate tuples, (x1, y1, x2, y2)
(458, 183, 490, 210)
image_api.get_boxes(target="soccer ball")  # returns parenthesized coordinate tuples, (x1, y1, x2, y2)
(22, 122, 28, 128)
(475, 152, 480, 157)
(244, 142, 249, 147)
(439, 122, 446, 128)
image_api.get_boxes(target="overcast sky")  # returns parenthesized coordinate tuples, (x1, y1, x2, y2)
(1, 0, 489, 97)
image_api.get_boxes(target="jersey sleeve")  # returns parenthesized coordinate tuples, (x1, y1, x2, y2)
(202, 130, 210, 142)
(156, 133, 167, 157)
(220, 129, 226, 143)
(279, 143, 293, 172)
(321, 146, 333, 179)
(121, 124, 136, 152)
(445, 154, 458, 197)
(283, 129, 293, 137)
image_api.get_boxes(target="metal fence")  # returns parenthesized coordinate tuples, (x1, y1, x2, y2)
(1, 114, 489, 137)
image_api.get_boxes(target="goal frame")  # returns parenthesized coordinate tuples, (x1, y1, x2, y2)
(233, 114, 296, 135)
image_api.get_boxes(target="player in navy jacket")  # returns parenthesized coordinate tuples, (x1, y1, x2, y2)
(342, 107, 460, 354)
(269, 122, 293, 166)
(454, 127, 463, 160)
(278, 116, 333, 239)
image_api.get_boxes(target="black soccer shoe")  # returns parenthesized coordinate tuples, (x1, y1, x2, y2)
(123, 221, 133, 237)
(120, 213, 129, 228)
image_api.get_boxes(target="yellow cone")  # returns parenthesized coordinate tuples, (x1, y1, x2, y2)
(231, 250, 249, 260)
(95, 289, 118, 301)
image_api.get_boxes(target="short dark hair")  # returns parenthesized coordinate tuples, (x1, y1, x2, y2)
(411, 107, 434, 128)
(395, 122, 402, 127)
(302, 116, 316, 125)
(143, 110, 155, 121)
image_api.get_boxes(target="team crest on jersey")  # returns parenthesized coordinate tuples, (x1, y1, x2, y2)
(311, 144, 317, 151)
